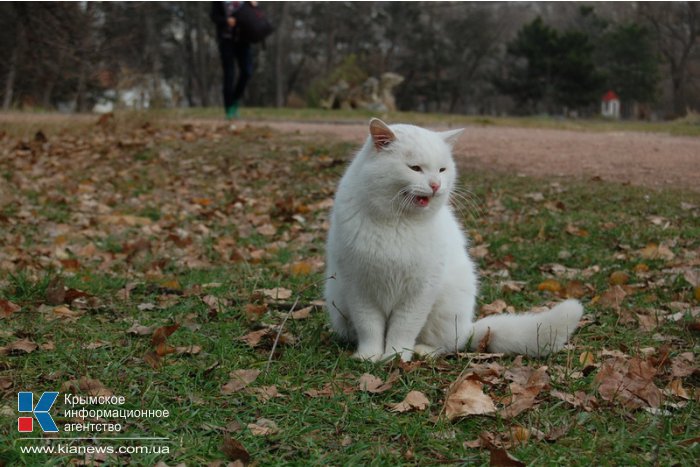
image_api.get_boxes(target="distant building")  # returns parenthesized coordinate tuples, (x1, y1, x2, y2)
(601, 90, 620, 119)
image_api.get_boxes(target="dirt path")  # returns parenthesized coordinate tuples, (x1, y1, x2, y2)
(2, 112, 698, 191)
(246, 120, 700, 192)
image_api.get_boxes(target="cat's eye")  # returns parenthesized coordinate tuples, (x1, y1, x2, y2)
(439, 168, 446, 173)
(409, 165, 422, 172)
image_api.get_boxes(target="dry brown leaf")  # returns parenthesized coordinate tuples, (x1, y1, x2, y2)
(250, 385, 282, 402)
(537, 279, 562, 293)
(151, 322, 180, 347)
(550, 389, 597, 411)
(0, 298, 20, 318)
(247, 418, 279, 436)
(48, 305, 83, 321)
(594, 357, 662, 410)
(257, 287, 293, 301)
(579, 351, 595, 367)
(564, 280, 587, 299)
(638, 243, 675, 261)
(445, 375, 497, 420)
(244, 303, 268, 321)
(239, 328, 271, 348)
(62, 377, 114, 397)
(289, 261, 314, 276)
(175, 345, 202, 355)
(488, 446, 525, 467)
(358, 370, 399, 394)
(127, 322, 153, 335)
(222, 369, 261, 395)
(290, 306, 313, 320)
(143, 351, 162, 369)
(666, 379, 690, 400)
(221, 437, 250, 464)
(609, 271, 630, 286)
(389, 390, 430, 413)
(0, 338, 38, 355)
(45, 276, 66, 305)
(480, 299, 507, 316)
(671, 352, 696, 378)
(565, 223, 589, 237)
(597, 285, 627, 309)
(476, 328, 492, 353)
(0, 376, 12, 390)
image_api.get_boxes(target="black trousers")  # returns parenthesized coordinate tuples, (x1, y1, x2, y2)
(217, 39, 253, 108)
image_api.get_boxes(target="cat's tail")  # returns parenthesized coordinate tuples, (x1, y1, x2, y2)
(469, 299, 584, 357)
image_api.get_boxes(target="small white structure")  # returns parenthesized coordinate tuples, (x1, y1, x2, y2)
(601, 90, 620, 119)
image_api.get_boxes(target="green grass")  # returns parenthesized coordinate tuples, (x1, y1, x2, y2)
(0, 114, 698, 465)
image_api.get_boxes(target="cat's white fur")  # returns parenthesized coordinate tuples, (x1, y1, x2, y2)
(325, 119, 583, 362)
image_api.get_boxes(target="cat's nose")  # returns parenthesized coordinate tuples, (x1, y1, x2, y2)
(429, 181, 441, 194)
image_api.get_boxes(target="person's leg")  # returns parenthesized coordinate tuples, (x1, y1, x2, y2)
(218, 39, 237, 119)
(231, 42, 254, 113)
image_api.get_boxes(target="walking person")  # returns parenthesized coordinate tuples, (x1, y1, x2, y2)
(210, 1, 256, 120)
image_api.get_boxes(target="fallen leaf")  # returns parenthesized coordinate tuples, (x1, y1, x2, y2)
(151, 323, 180, 347)
(62, 377, 113, 397)
(671, 352, 696, 378)
(175, 345, 202, 355)
(579, 351, 595, 367)
(257, 287, 293, 301)
(666, 379, 690, 400)
(221, 437, 250, 464)
(594, 357, 662, 410)
(0, 298, 20, 318)
(597, 285, 627, 309)
(638, 243, 675, 261)
(49, 305, 83, 321)
(537, 279, 562, 293)
(565, 223, 589, 237)
(389, 390, 430, 413)
(564, 280, 587, 299)
(222, 369, 261, 395)
(609, 271, 630, 286)
(289, 261, 313, 276)
(244, 303, 268, 321)
(45, 276, 66, 305)
(358, 370, 399, 394)
(247, 418, 279, 436)
(488, 447, 525, 467)
(250, 385, 281, 402)
(127, 322, 153, 335)
(0, 338, 38, 355)
(445, 375, 497, 420)
(480, 299, 507, 316)
(0, 376, 12, 390)
(290, 306, 313, 320)
(239, 328, 271, 347)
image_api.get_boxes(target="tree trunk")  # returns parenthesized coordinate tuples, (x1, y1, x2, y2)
(3, 11, 26, 110)
(274, 2, 289, 107)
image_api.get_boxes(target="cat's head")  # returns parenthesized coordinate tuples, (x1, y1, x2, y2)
(356, 118, 462, 218)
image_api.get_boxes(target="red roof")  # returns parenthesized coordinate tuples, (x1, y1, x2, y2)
(602, 90, 619, 102)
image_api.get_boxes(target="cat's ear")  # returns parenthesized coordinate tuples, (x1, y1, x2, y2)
(369, 118, 396, 151)
(439, 128, 464, 146)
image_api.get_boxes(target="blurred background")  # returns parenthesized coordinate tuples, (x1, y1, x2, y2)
(1, 1, 698, 120)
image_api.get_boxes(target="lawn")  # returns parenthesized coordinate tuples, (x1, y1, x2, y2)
(0, 111, 698, 466)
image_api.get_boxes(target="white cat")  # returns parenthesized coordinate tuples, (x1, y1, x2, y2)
(324, 118, 583, 362)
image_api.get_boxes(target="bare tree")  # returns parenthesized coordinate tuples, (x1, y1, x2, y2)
(640, 2, 700, 117)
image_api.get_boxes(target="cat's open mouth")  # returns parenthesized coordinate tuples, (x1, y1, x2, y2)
(413, 195, 431, 207)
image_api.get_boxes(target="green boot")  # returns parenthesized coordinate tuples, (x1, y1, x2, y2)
(225, 103, 240, 120)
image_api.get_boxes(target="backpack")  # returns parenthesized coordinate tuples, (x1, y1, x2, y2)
(234, 2, 274, 43)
